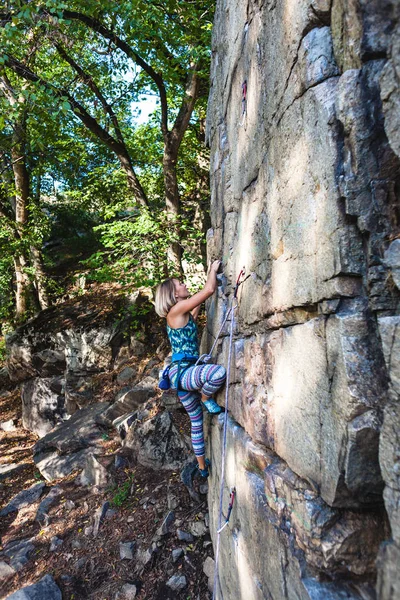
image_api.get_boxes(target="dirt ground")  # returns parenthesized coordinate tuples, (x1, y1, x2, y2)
(0, 369, 213, 600)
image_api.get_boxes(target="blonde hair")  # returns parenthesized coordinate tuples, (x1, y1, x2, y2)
(154, 278, 177, 317)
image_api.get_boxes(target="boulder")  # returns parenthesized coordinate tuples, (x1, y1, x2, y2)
(116, 366, 137, 384)
(166, 575, 187, 591)
(101, 386, 154, 424)
(156, 511, 175, 536)
(0, 561, 16, 580)
(5, 294, 141, 434)
(0, 463, 27, 481)
(3, 538, 35, 572)
(123, 410, 191, 470)
(203, 556, 215, 592)
(33, 403, 109, 481)
(21, 376, 66, 437)
(115, 583, 137, 600)
(0, 483, 46, 517)
(0, 419, 17, 432)
(5, 574, 61, 599)
(119, 541, 136, 560)
(35, 485, 62, 524)
(79, 453, 114, 488)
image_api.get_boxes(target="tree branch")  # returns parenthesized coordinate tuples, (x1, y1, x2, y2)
(54, 42, 124, 144)
(169, 67, 200, 151)
(62, 9, 169, 138)
(4, 54, 148, 207)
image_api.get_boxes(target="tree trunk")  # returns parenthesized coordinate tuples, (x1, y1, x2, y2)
(30, 245, 49, 310)
(13, 255, 29, 319)
(10, 130, 30, 320)
(163, 141, 183, 276)
(118, 151, 148, 208)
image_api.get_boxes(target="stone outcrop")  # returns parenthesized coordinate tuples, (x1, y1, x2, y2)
(206, 0, 400, 598)
(123, 410, 192, 471)
(33, 403, 110, 481)
(5, 293, 149, 436)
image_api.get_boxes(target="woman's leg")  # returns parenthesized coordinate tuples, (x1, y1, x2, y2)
(177, 390, 206, 469)
(169, 363, 226, 468)
(180, 363, 226, 401)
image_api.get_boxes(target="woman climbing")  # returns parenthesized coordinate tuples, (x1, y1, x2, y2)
(154, 260, 226, 478)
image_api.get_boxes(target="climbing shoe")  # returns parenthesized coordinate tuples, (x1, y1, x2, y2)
(203, 398, 223, 414)
(197, 459, 211, 478)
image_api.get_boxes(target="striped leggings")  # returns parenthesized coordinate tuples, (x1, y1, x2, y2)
(169, 363, 226, 456)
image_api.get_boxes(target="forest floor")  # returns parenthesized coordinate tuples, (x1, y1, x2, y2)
(0, 351, 213, 599)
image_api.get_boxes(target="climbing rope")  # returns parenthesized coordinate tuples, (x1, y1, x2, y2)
(212, 267, 248, 600)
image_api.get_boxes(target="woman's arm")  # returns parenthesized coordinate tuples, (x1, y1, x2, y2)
(169, 260, 220, 321)
(191, 304, 202, 321)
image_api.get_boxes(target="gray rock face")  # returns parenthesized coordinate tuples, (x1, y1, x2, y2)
(22, 376, 66, 437)
(209, 416, 385, 599)
(206, 1, 399, 596)
(0, 483, 46, 517)
(101, 386, 154, 424)
(380, 19, 400, 158)
(2, 538, 36, 572)
(6, 294, 149, 433)
(123, 410, 191, 471)
(33, 403, 109, 481)
(5, 574, 61, 599)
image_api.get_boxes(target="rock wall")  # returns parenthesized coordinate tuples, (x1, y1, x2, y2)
(6, 293, 144, 437)
(206, 1, 400, 598)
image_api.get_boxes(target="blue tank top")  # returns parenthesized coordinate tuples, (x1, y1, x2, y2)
(167, 314, 199, 357)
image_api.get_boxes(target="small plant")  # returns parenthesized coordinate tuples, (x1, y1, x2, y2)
(0, 337, 6, 365)
(110, 476, 134, 508)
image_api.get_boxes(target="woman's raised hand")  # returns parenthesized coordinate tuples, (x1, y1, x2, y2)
(208, 259, 221, 274)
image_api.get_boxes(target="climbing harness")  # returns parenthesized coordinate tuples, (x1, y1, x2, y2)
(212, 267, 248, 600)
(158, 353, 198, 391)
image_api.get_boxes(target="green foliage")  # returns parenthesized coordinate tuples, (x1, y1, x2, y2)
(0, 0, 213, 325)
(0, 248, 15, 324)
(82, 208, 201, 287)
(0, 337, 7, 364)
(110, 475, 134, 508)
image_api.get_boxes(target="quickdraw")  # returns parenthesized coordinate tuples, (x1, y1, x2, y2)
(216, 487, 236, 534)
(241, 80, 247, 115)
(239, 80, 248, 127)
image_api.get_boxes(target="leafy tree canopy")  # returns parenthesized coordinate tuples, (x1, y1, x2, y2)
(0, 0, 213, 327)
